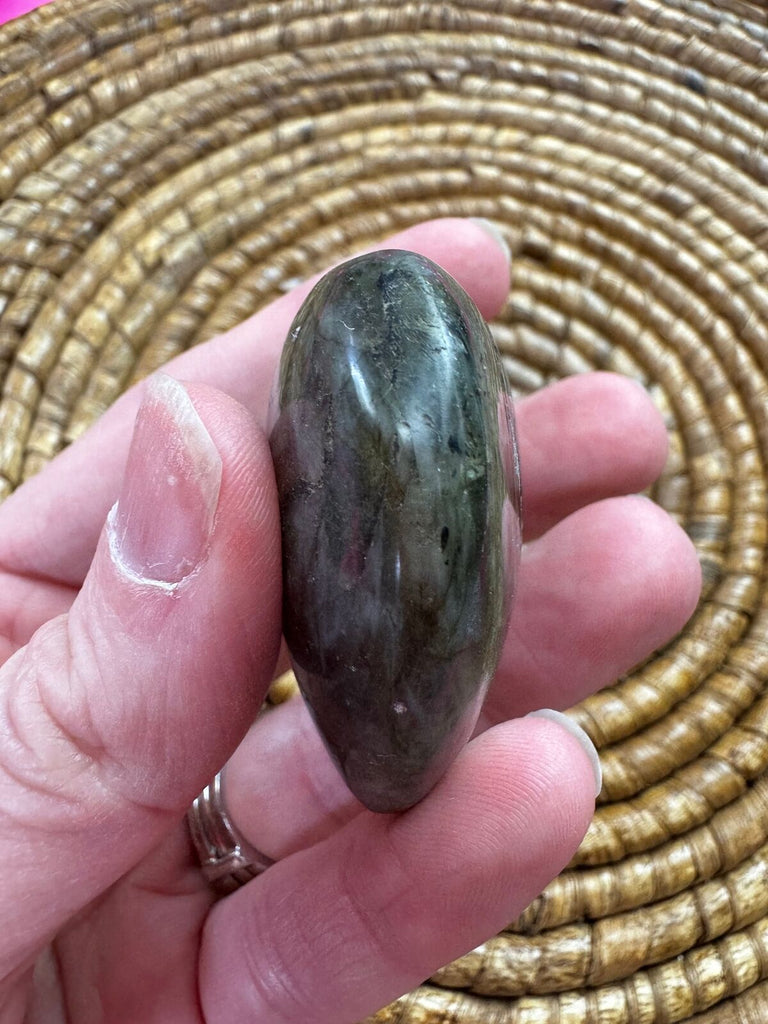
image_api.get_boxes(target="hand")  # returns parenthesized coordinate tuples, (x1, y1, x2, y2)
(0, 220, 701, 1023)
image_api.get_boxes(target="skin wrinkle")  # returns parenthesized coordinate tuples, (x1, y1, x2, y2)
(239, 842, 407, 1024)
(0, 639, 104, 825)
(236, 881, 311, 1024)
(0, 700, 95, 826)
(0, 641, 177, 991)
(49, 616, 111, 770)
(385, 734, 539, 912)
(64, 573, 209, 815)
(340, 821, 416, 978)
(1, 596, 179, 838)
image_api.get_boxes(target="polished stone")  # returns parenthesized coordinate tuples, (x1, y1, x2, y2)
(269, 250, 521, 812)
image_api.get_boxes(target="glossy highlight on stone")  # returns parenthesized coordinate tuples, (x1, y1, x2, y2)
(269, 250, 522, 812)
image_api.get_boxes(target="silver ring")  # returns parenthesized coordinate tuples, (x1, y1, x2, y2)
(187, 769, 274, 895)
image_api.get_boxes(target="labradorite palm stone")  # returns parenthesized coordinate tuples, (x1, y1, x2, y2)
(270, 250, 521, 812)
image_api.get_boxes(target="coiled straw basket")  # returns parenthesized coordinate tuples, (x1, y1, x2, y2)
(3, 0, 768, 1020)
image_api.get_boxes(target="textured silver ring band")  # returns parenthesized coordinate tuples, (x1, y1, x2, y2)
(187, 769, 274, 894)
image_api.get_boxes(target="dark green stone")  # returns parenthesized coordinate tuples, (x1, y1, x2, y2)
(269, 250, 521, 812)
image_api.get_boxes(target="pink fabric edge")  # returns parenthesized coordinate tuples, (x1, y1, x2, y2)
(1, 0, 53, 26)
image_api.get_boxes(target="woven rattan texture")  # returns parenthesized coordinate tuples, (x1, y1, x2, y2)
(2, 0, 768, 1020)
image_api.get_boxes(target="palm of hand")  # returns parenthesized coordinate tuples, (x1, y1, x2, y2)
(0, 221, 700, 1024)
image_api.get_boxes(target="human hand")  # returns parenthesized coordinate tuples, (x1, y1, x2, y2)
(0, 220, 701, 1023)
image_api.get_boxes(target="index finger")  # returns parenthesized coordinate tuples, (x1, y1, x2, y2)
(0, 218, 510, 587)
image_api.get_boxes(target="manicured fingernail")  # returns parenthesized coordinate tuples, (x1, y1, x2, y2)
(107, 375, 222, 589)
(469, 217, 511, 266)
(526, 709, 603, 797)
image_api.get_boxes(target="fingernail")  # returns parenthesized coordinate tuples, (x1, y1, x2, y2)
(629, 376, 651, 395)
(526, 709, 603, 797)
(469, 217, 511, 266)
(107, 375, 222, 589)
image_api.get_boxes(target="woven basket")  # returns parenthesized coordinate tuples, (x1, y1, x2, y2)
(3, 0, 768, 1020)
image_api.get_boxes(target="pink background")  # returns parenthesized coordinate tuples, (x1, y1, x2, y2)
(1, 0, 52, 24)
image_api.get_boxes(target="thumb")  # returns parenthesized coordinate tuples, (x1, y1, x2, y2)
(0, 376, 282, 978)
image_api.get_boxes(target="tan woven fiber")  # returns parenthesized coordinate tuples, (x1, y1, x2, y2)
(3, 0, 768, 1020)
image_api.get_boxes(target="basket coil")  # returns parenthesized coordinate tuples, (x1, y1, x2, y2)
(2, 1, 768, 1020)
